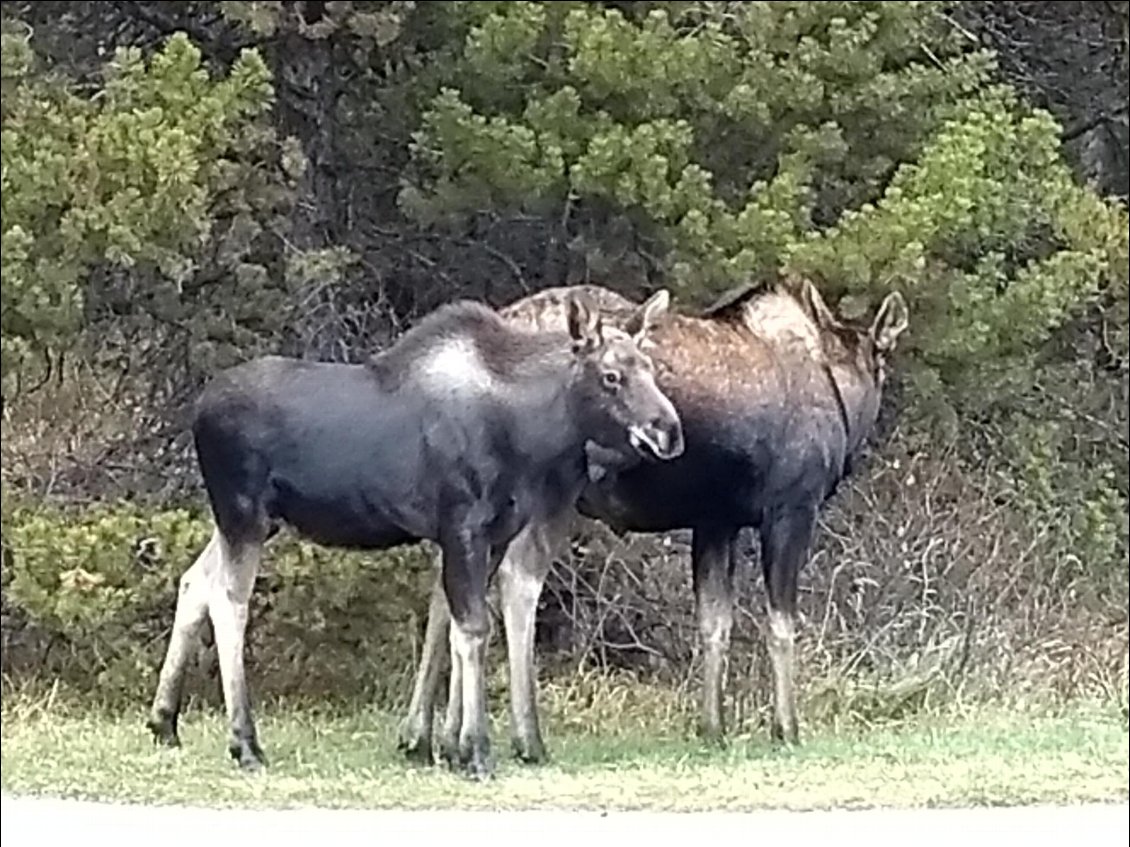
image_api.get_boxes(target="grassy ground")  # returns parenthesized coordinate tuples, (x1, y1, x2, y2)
(2, 685, 1126, 812)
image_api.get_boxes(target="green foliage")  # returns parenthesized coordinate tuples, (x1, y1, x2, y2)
(983, 370, 1129, 590)
(404, 1, 996, 281)
(403, 1, 1127, 419)
(2, 501, 434, 701)
(222, 1, 409, 45)
(395, 0, 1130, 600)
(0, 28, 277, 386)
(789, 88, 1130, 376)
(5, 507, 203, 636)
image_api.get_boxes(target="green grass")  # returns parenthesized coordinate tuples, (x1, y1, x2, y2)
(2, 692, 1126, 811)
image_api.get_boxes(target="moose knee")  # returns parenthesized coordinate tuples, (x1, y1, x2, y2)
(767, 609, 795, 651)
(698, 600, 732, 645)
(500, 565, 543, 608)
(451, 614, 491, 650)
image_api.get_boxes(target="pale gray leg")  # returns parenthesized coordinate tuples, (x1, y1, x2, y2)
(692, 527, 738, 742)
(766, 607, 799, 744)
(498, 521, 558, 763)
(759, 505, 815, 745)
(439, 633, 463, 768)
(397, 550, 451, 765)
(450, 614, 491, 779)
(147, 530, 219, 747)
(209, 537, 265, 769)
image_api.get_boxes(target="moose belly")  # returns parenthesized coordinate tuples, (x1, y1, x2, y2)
(578, 452, 752, 532)
(267, 476, 423, 551)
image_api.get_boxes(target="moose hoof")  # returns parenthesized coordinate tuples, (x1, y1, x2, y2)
(461, 747, 495, 782)
(770, 722, 800, 747)
(697, 725, 729, 749)
(229, 737, 267, 772)
(511, 736, 548, 766)
(397, 731, 435, 767)
(147, 710, 181, 748)
(439, 733, 461, 770)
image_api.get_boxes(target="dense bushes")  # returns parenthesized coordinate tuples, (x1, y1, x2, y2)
(2, 30, 277, 388)
(538, 442, 1127, 720)
(1, 500, 435, 704)
(2, 442, 1125, 719)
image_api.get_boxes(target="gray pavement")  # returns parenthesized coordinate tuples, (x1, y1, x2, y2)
(2, 794, 1126, 846)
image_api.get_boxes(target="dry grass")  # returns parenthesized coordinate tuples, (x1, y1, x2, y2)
(1, 684, 1126, 812)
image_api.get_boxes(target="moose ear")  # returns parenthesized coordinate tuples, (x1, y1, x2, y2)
(623, 289, 671, 343)
(567, 293, 603, 353)
(870, 291, 909, 353)
(798, 277, 840, 330)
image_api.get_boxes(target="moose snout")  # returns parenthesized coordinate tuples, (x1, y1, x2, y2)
(629, 413, 685, 461)
(655, 414, 686, 459)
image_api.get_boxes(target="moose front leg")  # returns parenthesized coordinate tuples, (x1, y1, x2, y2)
(691, 525, 739, 743)
(440, 525, 494, 780)
(439, 626, 464, 769)
(497, 520, 559, 764)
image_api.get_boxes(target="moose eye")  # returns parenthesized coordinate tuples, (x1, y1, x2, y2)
(602, 370, 622, 389)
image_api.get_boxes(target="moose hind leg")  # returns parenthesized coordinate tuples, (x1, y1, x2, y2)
(209, 535, 265, 770)
(147, 530, 220, 747)
(398, 552, 451, 766)
(767, 606, 798, 745)
(692, 526, 738, 743)
(759, 506, 816, 746)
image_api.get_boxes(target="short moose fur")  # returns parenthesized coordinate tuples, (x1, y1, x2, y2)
(146, 291, 684, 779)
(399, 274, 909, 764)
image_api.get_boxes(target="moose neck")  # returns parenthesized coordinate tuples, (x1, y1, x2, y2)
(821, 361, 855, 457)
(824, 360, 880, 469)
(501, 341, 597, 488)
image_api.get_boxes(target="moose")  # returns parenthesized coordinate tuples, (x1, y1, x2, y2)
(397, 274, 909, 765)
(145, 290, 685, 779)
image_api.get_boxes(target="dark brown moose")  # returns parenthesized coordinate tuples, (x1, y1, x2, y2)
(398, 274, 909, 765)
(146, 292, 684, 780)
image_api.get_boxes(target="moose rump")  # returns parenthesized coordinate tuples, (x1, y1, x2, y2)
(146, 293, 684, 779)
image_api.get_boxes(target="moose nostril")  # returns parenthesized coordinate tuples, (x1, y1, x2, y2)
(665, 420, 685, 456)
(648, 416, 684, 458)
